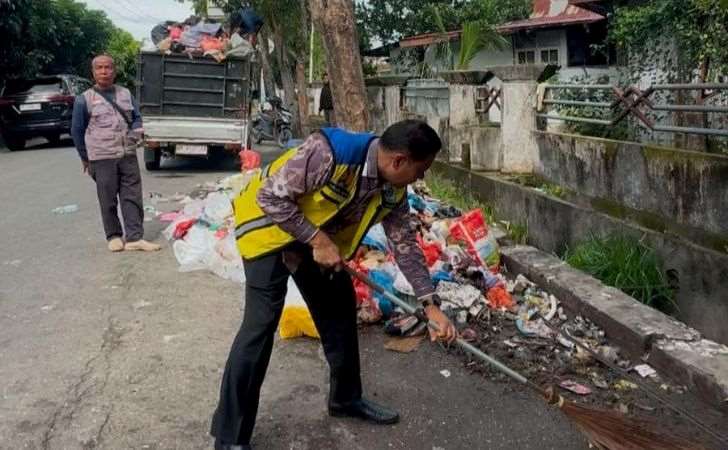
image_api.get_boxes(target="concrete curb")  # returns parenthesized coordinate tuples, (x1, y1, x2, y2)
(500, 244, 728, 411)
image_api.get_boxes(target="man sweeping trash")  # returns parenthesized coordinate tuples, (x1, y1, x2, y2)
(211, 120, 457, 449)
(71, 55, 160, 252)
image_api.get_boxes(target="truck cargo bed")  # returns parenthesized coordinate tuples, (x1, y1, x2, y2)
(136, 51, 253, 119)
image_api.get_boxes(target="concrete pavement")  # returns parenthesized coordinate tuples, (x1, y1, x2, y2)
(0, 140, 589, 449)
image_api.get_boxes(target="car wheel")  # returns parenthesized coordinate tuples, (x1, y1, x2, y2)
(144, 147, 161, 171)
(4, 135, 25, 151)
(277, 128, 293, 148)
(45, 134, 62, 146)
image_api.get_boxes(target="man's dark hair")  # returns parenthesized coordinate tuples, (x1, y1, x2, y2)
(380, 120, 441, 161)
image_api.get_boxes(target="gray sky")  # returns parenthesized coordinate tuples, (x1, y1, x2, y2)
(77, 0, 195, 41)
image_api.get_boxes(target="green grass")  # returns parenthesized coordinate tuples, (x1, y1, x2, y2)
(425, 172, 496, 223)
(502, 221, 528, 245)
(541, 182, 567, 199)
(563, 234, 677, 314)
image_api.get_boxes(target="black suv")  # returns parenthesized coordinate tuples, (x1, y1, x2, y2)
(0, 75, 92, 151)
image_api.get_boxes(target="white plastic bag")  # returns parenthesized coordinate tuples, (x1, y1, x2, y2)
(208, 233, 245, 284)
(202, 192, 233, 225)
(172, 225, 216, 272)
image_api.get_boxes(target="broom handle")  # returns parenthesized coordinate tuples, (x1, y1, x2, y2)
(345, 266, 540, 391)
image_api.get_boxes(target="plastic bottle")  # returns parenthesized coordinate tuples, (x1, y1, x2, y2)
(52, 204, 79, 214)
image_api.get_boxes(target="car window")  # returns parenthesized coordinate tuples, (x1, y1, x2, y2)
(3, 78, 63, 96)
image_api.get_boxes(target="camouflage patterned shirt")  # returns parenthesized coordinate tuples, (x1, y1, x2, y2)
(257, 132, 435, 298)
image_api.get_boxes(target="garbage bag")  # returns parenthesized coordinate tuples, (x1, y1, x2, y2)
(201, 192, 233, 226)
(486, 285, 514, 309)
(393, 269, 414, 297)
(407, 191, 427, 213)
(239, 149, 261, 170)
(208, 233, 245, 284)
(369, 269, 395, 318)
(431, 270, 453, 286)
(449, 209, 500, 269)
(173, 218, 196, 240)
(279, 278, 320, 339)
(362, 224, 388, 252)
(227, 33, 255, 58)
(417, 234, 442, 267)
(442, 245, 474, 270)
(151, 22, 170, 45)
(172, 225, 215, 272)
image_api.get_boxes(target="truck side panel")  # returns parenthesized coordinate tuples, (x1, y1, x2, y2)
(137, 52, 251, 119)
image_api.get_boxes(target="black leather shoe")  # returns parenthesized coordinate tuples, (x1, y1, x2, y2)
(328, 397, 400, 425)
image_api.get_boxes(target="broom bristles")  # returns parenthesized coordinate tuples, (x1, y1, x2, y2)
(543, 388, 702, 450)
(560, 401, 701, 450)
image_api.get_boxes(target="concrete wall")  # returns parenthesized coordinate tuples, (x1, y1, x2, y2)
(432, 162, 728, 345)
(500, 79, 539, 173)
(303, 67, 728, 344)
(537, 132, 728, 241)
(404, 78, 450, 118)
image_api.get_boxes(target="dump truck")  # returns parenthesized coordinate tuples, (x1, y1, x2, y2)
(136, 51, 255, 170)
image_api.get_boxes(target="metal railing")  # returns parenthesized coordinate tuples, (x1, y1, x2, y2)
(537, 83, 728, 138)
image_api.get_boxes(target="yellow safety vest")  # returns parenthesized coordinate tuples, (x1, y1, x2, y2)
(233, 129, 406, 261)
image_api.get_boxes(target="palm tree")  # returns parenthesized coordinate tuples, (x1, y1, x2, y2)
(455, 21, 507, 70)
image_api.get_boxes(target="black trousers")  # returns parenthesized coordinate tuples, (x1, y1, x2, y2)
(88, 154, 144, 241)
(210, 246, 362, 444)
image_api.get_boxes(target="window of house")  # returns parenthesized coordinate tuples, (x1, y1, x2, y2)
(517, 50, 535, 65)
(541, 49, 559, 64)
(566, 23, 618, 66)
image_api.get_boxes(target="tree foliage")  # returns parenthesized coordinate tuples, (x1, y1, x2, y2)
(355, 0, 530, 47)
(0, 0, 140, 89)
(107, 28, 141, 90)
(609, 0, 728, 80)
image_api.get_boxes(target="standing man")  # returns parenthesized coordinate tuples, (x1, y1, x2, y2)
(211, 120, 457, 449)
(319, 72, 334, 125)
(71, 55, 160, 252)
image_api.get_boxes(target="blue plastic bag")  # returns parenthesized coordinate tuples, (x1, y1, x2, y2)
(362, 224, 388, 252)
(431, 270, 454, 286)
(369, 269, 394, 318)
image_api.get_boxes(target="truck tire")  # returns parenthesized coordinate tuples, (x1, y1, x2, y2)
(144, 147, 161, 170)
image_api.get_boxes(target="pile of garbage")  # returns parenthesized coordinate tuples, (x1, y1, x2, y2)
(343, 182, 687, 407)
(156, 173, 686, 397)
(159, 173, 254, 284)
(349, 180, 514, 328)
(146, 8, 262, 62)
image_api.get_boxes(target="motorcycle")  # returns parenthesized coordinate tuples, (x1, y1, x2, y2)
(250, 96, 294, 148)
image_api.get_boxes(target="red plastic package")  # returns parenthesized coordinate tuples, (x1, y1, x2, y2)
(239, 149, 261, 170)
(347, 261, 382, 323)
(449, 209, 500, 269)
(173, 218, 196, 240)
(486, 285, 514, 310)
(416, 234, 442, 267)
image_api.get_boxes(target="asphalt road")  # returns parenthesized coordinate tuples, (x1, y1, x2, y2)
(0, 138, 589, 449)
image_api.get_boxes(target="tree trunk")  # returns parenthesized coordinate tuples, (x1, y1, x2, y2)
(309, 0, 369, 131)
(258, 28, 277, 98)
(295, 60, 309, 130)
(296, 0, 312, 132)
(272, 28, 302, 137)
